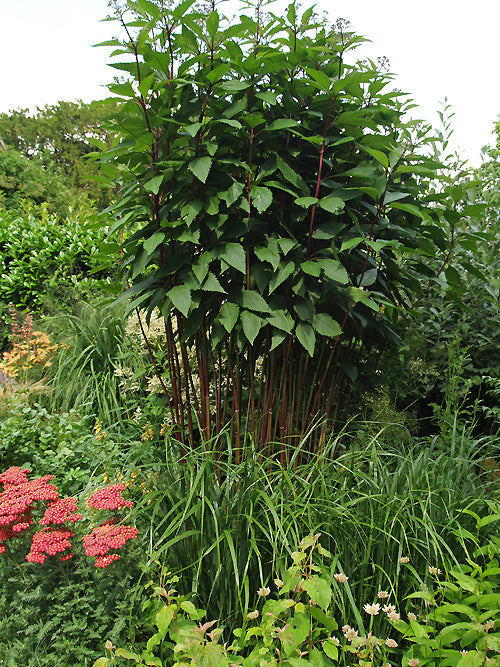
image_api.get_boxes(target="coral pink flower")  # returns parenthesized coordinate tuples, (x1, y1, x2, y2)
(26, 527, 74, 564)
(40, 498, 82, 525)
(0, 476, 59, 529)
(0, 466, 31, 488)
(87, 484, 133, 510)
(83, 522, 138, 567)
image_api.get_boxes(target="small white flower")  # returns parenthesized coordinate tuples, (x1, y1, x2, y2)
(363, 602, 381, 616)
(383, 604, 396, 614)
(327, 636, 340, 646)
(408, 659, 420, 667)
(408, 612, 417, 621)
(385, 638, 398, 648)
(377, 590, 389, 599)
(257, 586, 271, 597)
(388, 611, 400, 621)
(399, 556, 410, 564)
(343, 627, 358, 641)
(428, 566, 442, 576)
(246, 610, 259, 620)
(334, 573, 349, 583)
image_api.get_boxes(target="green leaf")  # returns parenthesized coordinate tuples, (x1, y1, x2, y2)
(143, 232, 165, 255)
(296, 322, 315, 356)
(202, 272, 226, 293)
(188, 157, 212, 183)
(302, 575, 331, 609)
(218, 301, 239, 333)
(264, 118, 298, 131)
(317, 258, 349, 284)
(206, 10, 219, 38)
(180, 600, 199, 617)
(220, 243, 246, 274)
(360, 145, 389, 168)
(241, 310, 263, 344)
(313, 313, 341, 338)
(144, 175, 163, 194)
(270, 329, 287, 350)
(92, 660, 110, 667)
(305, 68, 332, 92)
(242, 290, 270, 313)
(255, 246, 280, 271)
(340, 237, 364, 252)
(267, 310, 294, 333)
(167, 285, 192, 316)
(318, 197, 345, 214)
(206, 62, 231, 83)
(295, 197, 318, 207)
(302, 260, 321, 277)
(222, 181, 244, 207)
(251, 186, 273, 213)
(115, 648, 143, 661)
(155, 604, 175, 636)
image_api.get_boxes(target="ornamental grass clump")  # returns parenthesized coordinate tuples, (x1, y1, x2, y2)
(0, 465, 138, 567)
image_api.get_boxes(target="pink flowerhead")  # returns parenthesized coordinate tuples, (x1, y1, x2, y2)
(87, 484, 133, 510)
(40, 498, 82, 526)
(0, 466, 31, 488)
(26, 527, 74, 564)
(83, 522, 138, 567)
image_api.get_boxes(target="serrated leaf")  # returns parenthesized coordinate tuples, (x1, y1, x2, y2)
(218, 301, 239, 333)
(270, 329, 287, 350)
(305, 68, 332, 92)
(167, 285, 192, 316)
(251, 186, 273, 213)
(202, 272, 226, 293)
(313, 313, 341, 338)
(144, 175, 163, 194)
(301, 575, 331, 610)
(143, 232, 165, 255)
(267, 310, 294, 333)
(180, 600, 198, 617)
(155, 604, 175, 636)
(296, 322, 315, 356)
(278, 238, 297, 255)
(318, 196, 345, 214)
(188, 156, 212, 183)
(340, 237, 364, 252)
(317, 258, 349, 284)
(255, 245, 280, 271)
(92, 660, 110, 667)
(242, 290, 270, 313)
(241, 310, 263, 344)
(220, 242, 246, 274)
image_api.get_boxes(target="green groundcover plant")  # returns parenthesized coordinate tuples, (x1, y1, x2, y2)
(95, 514, 500, 666)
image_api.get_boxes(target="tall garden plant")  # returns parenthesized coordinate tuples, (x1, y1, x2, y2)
(99, 0, 459, 453)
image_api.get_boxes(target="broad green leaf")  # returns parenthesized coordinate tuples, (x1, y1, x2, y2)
(188, 157, 212, 183)
(296, 322, 315, 356)
(305, 67, 332, 92)
(220, 243, 246, 274)
(92, 660, 110, 667)
(390, 202, 429, 219)
(222, 181, 244, 207)
(360, 145, 389, 168)
(295, 196, 318, 207)
(143, 232, 165, 255)
(278, 238, 297, 255)
(242, 290, 270, 313)
(155, 604, 175, 636)
(218, 301, 239, 333)
(340, 237, 364, 252)
(138, 72, 155, 98)
(180, 600, 198, 617)
(256, 91, 278, 104)
(241, 310, 263, 344)
(202, 272, 226, 293)
(302, 260, 321, 277)
(313, 313, 341, 338)
(167, 285, 192, 316)
(206, 10, 219, 38)
(294, 299, 314, 320)
(115, 648, 143, 661)
(144, 175, 163, 194)
(301, 575, 331, 609)
(251, 186, 273, 213)
(323, 638, 339, 661)
(276, 155, 306, 190)
(206, 62, 231, 83)
(270, 329, 287, 350)
(318, 258, 349, 284)
(267, 310, 294, 333)
(264, 118, 299, 131)
(255, 245, 280, 271)
(318, 197, 345, 214)
(183, 121, 202, 137)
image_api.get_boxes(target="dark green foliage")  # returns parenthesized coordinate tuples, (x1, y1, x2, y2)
(0, 547, 145, 667)
(99, 0, 464, 450)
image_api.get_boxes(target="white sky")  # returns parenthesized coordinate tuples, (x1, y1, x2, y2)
(0, 0, 499, 166)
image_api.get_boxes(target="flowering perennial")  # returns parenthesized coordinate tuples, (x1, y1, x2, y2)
(0, 465, 138, 568)
(87, 484, 133, 510)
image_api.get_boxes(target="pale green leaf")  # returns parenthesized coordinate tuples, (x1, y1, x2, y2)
(313, 313, 341, 338)
(167, 285, 192, 316)
(296, 322, 315, 356)
(241, 310, 263, 344)
(220, 243, 246, 274)
(143, 232, 165, 255)
(318, 196, 345, 214)
(251, 186, 273, 213)
(218, 301, 239, 333)
(242, 290, 270, 313)
(144, 175, 163, 194)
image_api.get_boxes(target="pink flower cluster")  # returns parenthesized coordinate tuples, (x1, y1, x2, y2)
(0, 466, 138, 568)
(83, 520, 139, 568)
(87, 484, 133, 510)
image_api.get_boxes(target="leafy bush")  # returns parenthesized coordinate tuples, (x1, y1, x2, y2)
(0, 205, 110, 311)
